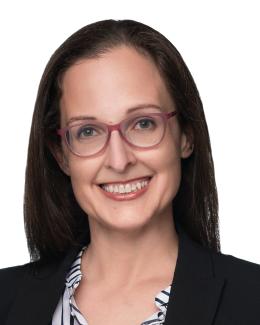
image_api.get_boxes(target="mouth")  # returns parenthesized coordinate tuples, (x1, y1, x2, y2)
(98, 176, 153, 187)
(97, 176, 153, 201)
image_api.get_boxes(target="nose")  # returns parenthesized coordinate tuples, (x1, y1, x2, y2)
(103, 130, 137, 172)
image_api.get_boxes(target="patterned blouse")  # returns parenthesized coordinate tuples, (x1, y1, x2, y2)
(52, 245, 172, 325)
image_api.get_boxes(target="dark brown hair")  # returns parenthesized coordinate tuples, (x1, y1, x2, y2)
(24, 19, 220, 263)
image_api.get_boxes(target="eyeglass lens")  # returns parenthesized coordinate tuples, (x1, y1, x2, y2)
(66, 114, 165, 156)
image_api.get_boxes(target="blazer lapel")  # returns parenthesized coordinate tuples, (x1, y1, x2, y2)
(164, 224, 225, 325)
(5, 246, 80, 325)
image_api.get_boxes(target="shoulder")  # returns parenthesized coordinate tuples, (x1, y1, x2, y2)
(190, 243, 260, 323)
(0, 260, 42, 285)
(0, 248, 79, 323)
(0, 263, 30, 293)
(211, 249, 260, 283)
(0, 263, 30, 281)
(189, 234, 260, 295)
(0, 262, 34, 321)
(210, 250, 260, 318)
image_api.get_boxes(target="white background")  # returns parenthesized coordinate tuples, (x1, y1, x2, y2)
(0, 1, 259, 268)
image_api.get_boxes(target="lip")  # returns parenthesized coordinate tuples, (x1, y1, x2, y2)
(99, 176, 152, 186)
(98, 176, 152, 201)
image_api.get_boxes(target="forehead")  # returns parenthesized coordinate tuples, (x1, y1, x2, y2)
(59, 46, 175, 123)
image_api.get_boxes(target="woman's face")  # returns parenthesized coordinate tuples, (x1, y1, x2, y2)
(56, 45, 193, 232)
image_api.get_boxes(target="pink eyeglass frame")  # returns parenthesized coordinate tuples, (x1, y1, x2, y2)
(57, 110, 177, 158)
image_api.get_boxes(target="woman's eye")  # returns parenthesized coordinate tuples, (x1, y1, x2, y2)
(77, 126, 98, 138)
(135, 118, 155, 129)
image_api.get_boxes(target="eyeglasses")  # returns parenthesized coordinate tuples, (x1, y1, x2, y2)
(57, 110, 177, 158)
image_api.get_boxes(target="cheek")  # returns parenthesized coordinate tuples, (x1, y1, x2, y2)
(67, 157, 97, 198)
(162, 148, 182, 189)
(157, 131, 183, 195)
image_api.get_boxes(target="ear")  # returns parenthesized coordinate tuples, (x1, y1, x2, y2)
(48, 143, 71, 176)
(180, 127, 194, 159)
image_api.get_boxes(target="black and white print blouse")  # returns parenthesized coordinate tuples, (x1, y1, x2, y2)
(52, 245, 172, 325)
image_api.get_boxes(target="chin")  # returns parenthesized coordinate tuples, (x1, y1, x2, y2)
(95, 206, 155, 230)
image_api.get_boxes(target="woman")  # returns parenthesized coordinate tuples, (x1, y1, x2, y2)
(1, 19, 259, 325)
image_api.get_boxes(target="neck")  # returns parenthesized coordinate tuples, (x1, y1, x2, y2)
(81, 212, 179, 290)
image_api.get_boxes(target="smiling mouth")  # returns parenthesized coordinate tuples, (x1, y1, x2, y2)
(97, 176, 152, 201)
(98, 176, 152, 187)
(97, 176, 153, 194)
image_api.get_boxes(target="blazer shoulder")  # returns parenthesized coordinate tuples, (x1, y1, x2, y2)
(0, 261, 38, 284)
(205, 250, 260, 322)
(211, 250, 260, 284)
(0, 263, 29, 279)
(0, 262, 34, 322)
(0, 260, 44, 290)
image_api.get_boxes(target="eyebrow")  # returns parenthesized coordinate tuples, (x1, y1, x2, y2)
(66, 104, 163, 125)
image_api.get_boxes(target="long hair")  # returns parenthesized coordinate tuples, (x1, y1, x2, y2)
(24, 19, 220, 263)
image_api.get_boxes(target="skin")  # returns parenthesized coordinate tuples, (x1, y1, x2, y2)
(54, 45, 193, 294)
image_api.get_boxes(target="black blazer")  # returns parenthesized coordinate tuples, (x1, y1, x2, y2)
(1, 225, 260, 325)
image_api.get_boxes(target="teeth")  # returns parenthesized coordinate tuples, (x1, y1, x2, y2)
(119, 184, 125, 193)
(101, 178, 150, 194)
